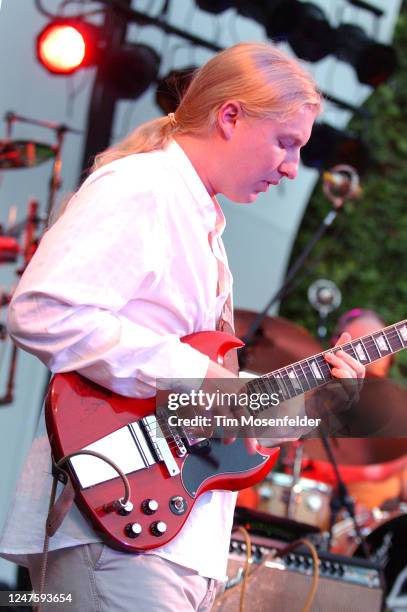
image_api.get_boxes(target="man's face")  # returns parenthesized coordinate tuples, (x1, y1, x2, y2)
(218, 105, 317, 203)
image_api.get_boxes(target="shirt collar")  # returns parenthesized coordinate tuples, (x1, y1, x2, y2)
(164, 139, 226, 236)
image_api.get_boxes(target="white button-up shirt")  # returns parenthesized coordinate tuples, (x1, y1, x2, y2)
(0, 140, 237, 581)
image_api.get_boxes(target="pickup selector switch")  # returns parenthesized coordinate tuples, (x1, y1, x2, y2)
(141, 499, 159, 515)
(169, 495, 187, 515)
(150, 521, 167, 536)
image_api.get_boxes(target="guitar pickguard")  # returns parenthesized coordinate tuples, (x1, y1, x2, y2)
(181, 437, 269, 497)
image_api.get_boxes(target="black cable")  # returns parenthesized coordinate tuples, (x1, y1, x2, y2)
(34, 0, 105, 20)
(318, 427, 371, 559)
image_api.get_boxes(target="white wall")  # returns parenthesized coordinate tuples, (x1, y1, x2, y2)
(0, 0, 401, 585)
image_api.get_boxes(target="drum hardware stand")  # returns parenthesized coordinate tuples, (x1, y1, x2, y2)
(0, 113, 81, 405)
(0, 343, 18, 406)
(238, 166, 360, 370)
(286, 441, 304, 519)
(318, 427, 371, 559)
(0, 200, 44, 406)
(4, 111, 82, 219)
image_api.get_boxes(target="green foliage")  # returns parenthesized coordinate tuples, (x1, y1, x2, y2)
(280, 5, 407, 381)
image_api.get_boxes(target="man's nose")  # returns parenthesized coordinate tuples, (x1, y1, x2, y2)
(279, 153, 300, 180)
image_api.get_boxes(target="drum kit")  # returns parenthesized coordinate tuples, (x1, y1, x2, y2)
(234, 308, 407, 608)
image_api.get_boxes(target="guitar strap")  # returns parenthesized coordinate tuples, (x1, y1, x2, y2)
(46, 475, 75, 537)
(209, 196, 238, 374)
(215, 259, 238, 375)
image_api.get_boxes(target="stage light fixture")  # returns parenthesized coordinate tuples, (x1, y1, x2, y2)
(36, 20, 100, 75)
(286, 3, 334, 62)
(155, 66, 196, 114)
(265, 1, 334, 61)
(36, 20, 160, 99)
(103, 44, 160, 99)
(194, 0, 396, 84)
(232, 0, 300, 39)
(196, 0, 236, 13)
(334, 24, 397, 87)
(300, 123, 370, 174)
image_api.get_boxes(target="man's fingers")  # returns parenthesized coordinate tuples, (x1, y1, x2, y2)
(335, 349, 365, 377)
(325, 350, 365, 379)
(244, 437, 258, 454)
(220, 404, 258, 454)
(330, 332, 366, 379)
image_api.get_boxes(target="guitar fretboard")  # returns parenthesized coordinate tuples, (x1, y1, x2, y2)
(246, 320, 407, 408)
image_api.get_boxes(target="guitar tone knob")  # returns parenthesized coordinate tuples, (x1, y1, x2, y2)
(125, 522, 142, 538)
(141, 499, 159, 515)
(150, 521, 167, 536)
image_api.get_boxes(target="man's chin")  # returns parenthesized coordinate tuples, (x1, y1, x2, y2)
(247, 192, 260, 203)
(224, 190, 259, 204)
(239, 191, 259, 203)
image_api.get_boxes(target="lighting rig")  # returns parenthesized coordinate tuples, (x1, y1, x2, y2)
(34, 0, 397, 174)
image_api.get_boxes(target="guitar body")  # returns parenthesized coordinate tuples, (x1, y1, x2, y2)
(45, 330, 280, 552)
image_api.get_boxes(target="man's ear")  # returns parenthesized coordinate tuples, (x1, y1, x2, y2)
(217, 101, 243, 140)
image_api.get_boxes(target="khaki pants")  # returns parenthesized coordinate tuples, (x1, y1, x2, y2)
(27, 544, 218, 612)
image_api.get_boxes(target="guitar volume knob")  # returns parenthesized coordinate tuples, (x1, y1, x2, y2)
(141, 499, 159, 515)
(125, 522, 142, 538)
(118, 500, 134, 516)
(150, 521, 167, 536)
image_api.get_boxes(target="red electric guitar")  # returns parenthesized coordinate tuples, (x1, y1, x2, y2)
(45, 321, 407, 552)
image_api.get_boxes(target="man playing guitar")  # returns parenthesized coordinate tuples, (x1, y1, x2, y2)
(0, 43, 364, 611)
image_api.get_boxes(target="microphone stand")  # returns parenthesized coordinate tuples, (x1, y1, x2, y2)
(238, 165, 361, 370)
(318, 426, 370, 558)
(239, 209, 339, 369)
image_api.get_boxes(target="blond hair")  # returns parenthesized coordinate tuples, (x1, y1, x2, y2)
(94, 42, 321, 170)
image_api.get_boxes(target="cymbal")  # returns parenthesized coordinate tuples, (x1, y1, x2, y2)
(303, 435, 407, 467)
(234, 308, 323, 374)
(0, 140, 55, 169)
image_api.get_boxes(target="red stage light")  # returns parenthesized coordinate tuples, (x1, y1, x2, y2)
(0, 236, 20, 264)
(37, 23, 88, 74)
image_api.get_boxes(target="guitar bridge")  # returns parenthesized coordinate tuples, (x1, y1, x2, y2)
(155, 406, 187, 458)
(141, 415, 180, 477)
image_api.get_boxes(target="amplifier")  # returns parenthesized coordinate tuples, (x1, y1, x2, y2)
(213, 534, 384, 612)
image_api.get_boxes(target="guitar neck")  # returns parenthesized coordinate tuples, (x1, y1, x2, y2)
(247, 320, 407, 402)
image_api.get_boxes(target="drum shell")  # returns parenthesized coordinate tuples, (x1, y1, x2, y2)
(256, 472, 332, 531)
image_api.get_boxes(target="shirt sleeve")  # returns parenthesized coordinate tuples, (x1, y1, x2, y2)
(7, 166, 209, 398)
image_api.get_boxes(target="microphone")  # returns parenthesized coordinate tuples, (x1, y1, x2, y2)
(322, 170, 361, 195)
(323, 170, 351, 189)
(322, 164, 362, 206)
(308, 279, 342, 316)
(308, 279, 342, 339)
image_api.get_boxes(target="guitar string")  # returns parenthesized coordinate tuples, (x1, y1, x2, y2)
(151, 328, 404, 426)
(149, 329, 405, 437)
(143, 327, 406, 447)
